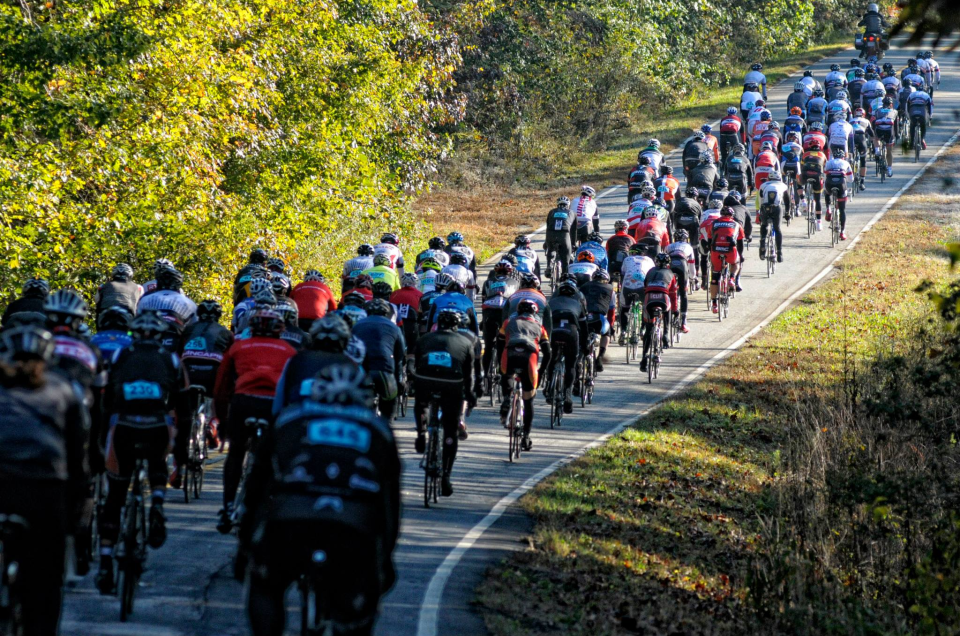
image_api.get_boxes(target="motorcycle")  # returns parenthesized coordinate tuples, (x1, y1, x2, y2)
(855, 32, 887, 60)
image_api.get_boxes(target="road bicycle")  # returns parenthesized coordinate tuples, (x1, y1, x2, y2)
(297, 551, 332, 636)
(804, 180, 817, 239)
(116, 452, 150, 622)
(0, 513, 29, 636)
(183, 386, 209, 503)
(623, 293, 642, 362)
(910, 116, 923, 163)
(671, 308, 683, 344)
(550, 259, 561, 294)
(547, 352, 565, 430)
(420, 391, 444, 507)
(827, 186, 842, 247)
(764, 223, 778, 277)
(646, 307, 664, 383)
(228, 417, 270, 532)
(579, 334, 600, 407)
(486, 352, 501, 407)
(875, 147, 887, 183)
(717, 263, 733, 322)
(505, 368, 525, 462)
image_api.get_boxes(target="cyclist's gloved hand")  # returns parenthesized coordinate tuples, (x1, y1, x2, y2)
(466, 393, 477, 410)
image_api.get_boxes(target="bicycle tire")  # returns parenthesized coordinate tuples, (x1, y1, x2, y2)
(914, 123, 921, 163)
(579, 360, 587, 408)
(550, 362, 563, 429)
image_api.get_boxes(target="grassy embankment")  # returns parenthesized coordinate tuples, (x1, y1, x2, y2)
(415, 38, 851, 262)
(476, 141, 960, 633)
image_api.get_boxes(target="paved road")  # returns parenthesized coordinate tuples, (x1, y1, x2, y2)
(61, 40, 958, 636)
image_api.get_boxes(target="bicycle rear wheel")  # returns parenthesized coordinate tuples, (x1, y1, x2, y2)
(914, 124, 921, 163)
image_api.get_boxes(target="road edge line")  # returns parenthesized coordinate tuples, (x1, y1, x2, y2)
(415, 128, 960, 636)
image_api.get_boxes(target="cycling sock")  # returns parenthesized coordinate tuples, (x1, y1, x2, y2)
(152, 491, 165, 503)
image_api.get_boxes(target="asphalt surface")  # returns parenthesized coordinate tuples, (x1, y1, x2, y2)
(60, 40, 958, 636)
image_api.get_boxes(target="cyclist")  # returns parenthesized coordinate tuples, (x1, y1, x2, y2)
(446, 231, 478, 276)
(276, 299, 308, 351)
(824, 64, 848, 101)
(828, 115, 854, 159)
(902, 61, 925, 90)
(416, 256, 443, 294)
(801, 138, 828, 230)
(631, 207, 671, 251)
(232, 277, 272, 334)
(923, 51, 940, 89)
(786, 83, 810, 118)
(627, 182, 655, 219)
(915, 51, 932, 89)
(427, 276, 479, 335)
(740, 83, 763, 121)
(719, 107, 747, 166)
(872, 97, 898, 177)
(882, 67, 902, 97)
(572, 185, 600, 243)
(784, 107, 807, 136)
(508, 234, 542, 279)
(744, 63, 768, 99)
(579, 269, 614, 371)
(481, 260, 520, 387)
(666, 229, 696, 333)
(826, 90, 852, 124)
(847, 68, 867, 106)
(697, 200, 724, 291)
(136, 266, 197, 351)
(906, 83, 933, 151)
(799, 70, 819, 95)
(689, 151, 720, 195)
(342, 244, 376, 291)
(417, 269, 445, 336)
(269, 272, 292, 301)
(569, 250, 600, 287)
(45, 290, 104, 409)
(362, 253, 400, 292)
(0, 325, 89, 634)
(682, 131, 710, 179)
(233, 249, 269, 306)
(417, 236, 451, 268)
(861, 71, 885, 110)
(97, 313, 186, 593)
(653, 165, 680, 213)
(704, 206, 745, 314)
(898, 78, 917, 123)
(440, 251, 476, 300)
(758, 173, 790, 263)
(638, 253, 679, 372)
(240, 362, 399, 636)
(353, 300, 405, 422)
(628, 156, 656, 200)
(673, 186, 703, 246)
(701, 124, 721, 164)
(374, 232, 405, 274)
(759, 121, 783, 156)
(576, 232, 609, 270)
(803, 120, 828, 152)
(806, 89, 828, 126)
(2, 277, 50, 327)
(290, 270, 337, 331)
(546, 279, 587, 413)
(92, 306, 135, 371)
(724, 143, 753, 196)
(638, 138, 665, 172)
(606, 219, 636, 282)
(94, 263, 141, 318)
(850, 107, 875, 189)
(781, 131, 804, 194)
(391, 273, 423, 367)
(413, 309, 475, 494)
(824, 149, 854, 241)
(754, 141, 780, 192)
(618, 243, 655, 337)
(748, 110, 772, 158)
(544, 196, 578, 278)
(214, 307, 298, 533)
(496, 300, 549, 450)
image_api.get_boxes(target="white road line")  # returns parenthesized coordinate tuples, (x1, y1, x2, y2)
(415, 128, 960, 636)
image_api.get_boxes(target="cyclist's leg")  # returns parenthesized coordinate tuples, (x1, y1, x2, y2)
(709, 253, 722, 301)
(557, 240, 572, 275)
(374, 372, 398, 422)
(521, 355, 537, 439)
(640, 304, 653, 361)
(759, 208, 770, 251)
(481, 309, 499, 374)
(499, 361, 514, 420)
(561, 330, 579, 405)
(543, 239, 556, 274)
(440, 392, 463, 476)
(222, 395, 261, 508)
(99, 420, 136, 550)
(772, 206, 783, 256)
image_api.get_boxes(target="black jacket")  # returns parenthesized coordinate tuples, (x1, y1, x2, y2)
(1, 295, 46, 327)
(96, 279, 140, 316)
(545, 206, 577, 245)
(413, 329, 475, 402)
(858, 11, 889, 34)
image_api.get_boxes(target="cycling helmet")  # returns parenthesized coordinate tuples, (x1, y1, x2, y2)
(699, 150, 713, 163)
(924, 51, 933, 60)
(790, 106, 803, 116)
(516, 299, 539, 316)
(502, 253, 519, 267)
(434, 272, 455, 291)
(810, 121, 825, 132)
(277, 299, 299, 324)
(156, 267, 184, 291)
(729, 190, 743, 203)
(751, 63, 762, 71)
(648, 138, 661, 149)
(654, 253, 671, 268)
(628, 243, 646, 255)
(813, 88, 825, 97)
(419, 257, 442, 273)
(519, 273, 540, 289)
(613, 219, 628, 232)
(111, 263, 134, 281)
(436, 308, 462, 331)
(556, 196, 571, 208)
(882, 97, 894, 107)
(22, 278, 50, 297)
(249, 278, 272, 298)
(675, 229, 690, 242)
(97, 306, 133, 332)
(720, 205, 735, 216)
(449, 252, 468, 267)
(756, 99, 765, 107)
(44, 289, 87, 323)
(0, 324, 55, 363)
(556, 280, 579, 296)
(514, 234, 531, 247)
(902, 78, 912, 88)
(358, 243, 375, 256)
(735, 143, 746, 152)
(371, 281, 394, 300)
(196, 299, 223, 322)
(727, 106, 738, 115)
(830, 63, 840, 72)
(693, 130, 706, 140)
(661, 165, 674, 176)
(883, 62, 894, 71)
(708, 199, 724, 210)
(249, 308, 284, 337)
(867, 2, 878, 11)
(373, 253, 391, 268)
(581, 185, 596, 198)
(364, 298, 393, 318)
(304, 269, 324, 282)
(493, 260, 514, 277)
(850, 58, 861, 67)
(591, 269, 610, 283)
(428, 236, 446, 250)
(833, 149, 846, 159)
(803, 70, 813, 78)
(761, 141, 774, 151)
(717, 178, 729, 189)
(701, 124, 712, 134)
(309, 314, 351, 352)
(445, 279, 466, 295)
(685, 185, 699, 197)
(643, 207, 661, 220)
(447, 231, 464, 244)
(767, 172, 781, 181)
(853, 107, 865, 117)
(907, 58, 918, 67)
(380, 232, 399, 246)
(760, 111, 772, 122)
(641, 183, 656, 198)
(586, 232, 602, 244)
(785, 131, 801, 143)
(769, 121, 780, 130)
(253, 288, 277, 306)
(309, 363, 372, 407)
(131, 312, 168, 342)
(354, 273, 374, 289)
(400, 272, 419, 288)
(266, 257, 286, 273)
(577, 251, 595, 263)
(793, 82, 804, 91)
(638, 156, 651, 166)
(153, 257, 174, 276)
(270, 273, 291, 297)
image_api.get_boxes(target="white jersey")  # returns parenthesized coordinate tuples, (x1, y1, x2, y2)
(927, 58, 940, 83)
(666, 241, 697, 282)
(136, 289, 197, 326)
(916, 58, 931, 83)
(824, 70, 847, 88)
(342, 255, 373, 279)
(440, 264, 477, 300)
(824, 158, 853, 179)
(881, 75, 901, 93)
(447, 243, 475, 268)
(639, 149, 664, 172)
(744, 70, 767, 90)
(373, 243, 403, 271)
(418, 269, 441, 293)
(572, 195, 598, 228)
(626, 198, 652, 226)
(620, 255, 654, 291)
(759, 180, 789, 207)
(799, 76, 819, 93)
(862, 79, 885, 100)
(850, 116, 872, 136)
(828, 121, 853, 149)
(740, 91, 762, 112)
(903, 72, 925, 88)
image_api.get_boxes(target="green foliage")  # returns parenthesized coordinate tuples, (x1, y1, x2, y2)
(0, 0, 459, 303)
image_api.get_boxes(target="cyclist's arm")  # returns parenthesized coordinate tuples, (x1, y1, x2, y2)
(213, 347, 237, 422)
(462, 345, 476, 405)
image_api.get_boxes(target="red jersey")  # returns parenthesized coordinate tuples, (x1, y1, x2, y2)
(213, 336, 297, 417)
(290, 281, 336, 321)
(631, 218, 669, 248)
(339, 287, 373, 307)
(390, 287, 423, 326)
(706, 216, 745, 254)
(802, 131, 827, 152)
(719, 115, 743, 134)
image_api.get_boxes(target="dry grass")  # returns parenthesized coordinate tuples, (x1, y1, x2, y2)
(475, 140, 960, 635)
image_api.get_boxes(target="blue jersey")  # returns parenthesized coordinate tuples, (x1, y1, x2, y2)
(90, 330, 133, 365)
(428, 292, 479, 335)
(576, 242, 608, 270)
(783, 115, 805, 134)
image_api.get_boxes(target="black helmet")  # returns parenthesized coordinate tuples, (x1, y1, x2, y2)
(358, 243, 375, 256)
(514, 234, 531, 247)
(445, 279, 466, 295)
(655, 253, 671, 268)
(249, 248, 268, 264)
(830, 63, 840, 72)
(97, 306, 133, 332)
(675, 229, 690, 242)
(248, 307, 284, 337)
(803, 70, 813, 77)
(516, 299, 539, 316)
(591, 269, 610, 283)
(519, 273, 540, 289)
(850, 58, 861, 67)
(380, 232, 399, 246)
(428, 236, 446, 250)
(717, 178, 729, 189)
(22, 278, 50, 297)
(197, 299, 223, 322)
(156, 267, 184, 291)
(0, 325, 56, 363)
(266, 257, 286, 274)
(638, 155, 651, 166)
(308, 314, 351, 353)
(276, 299, 299, 325)
(309, 363, 372, 407)
(131, 312, 168, 341)
(44, 289, 88, 328)
(364, 298, 393, 317)
(342, 291, 367, 308)
(661, 165, 673, 176)
(854, 68, 865, 78)
(588, 232, 603, 244)
(629, 243, 646, 255)
(437, 308, 461, 331)
(371, 281, 393, 300)
(685, 185, 699, 197)
(557, 280, 579, 296)
(449, 252, 469, 267)
(111, 263, 134, 281)
(751, 63, 762, 71)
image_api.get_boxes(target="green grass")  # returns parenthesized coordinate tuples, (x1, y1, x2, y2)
(476, 135, 960, 635)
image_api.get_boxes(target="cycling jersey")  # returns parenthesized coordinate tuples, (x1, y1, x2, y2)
(342, 256, 373, 280)
(52, 333, 103, 390)
(882, 75, 901, 93)
(873, 108, 897, 140)
(91, 330, 133, 366)
(630, 218, 669, 248)
(353, 315, 405, 376)
(575, 241, 608, 270)
(95, 280, 142, 316)
(706, 216, 744, 255)
(720, 114, 744, 138)
(781, 141, 803, 168)
(907, 90, 933, 117)
(571, 195, 598, 229)
(824, 70, 847, 90)
(653, 175, 680, 202)
(786, 91, 809, 116)
(754, 149, 780, 187)
(824, 158, 854, 184)
(1, 294, 45, 327)
(665, 242, 696, 280)
(628, 165, 655, 192)
(740, 90, 762, 113)
(415, 248, 449, 268)
(759, 180, 789, 207)
(106, 341, 181, 416)
(744, 70, 767, 94)
(508, 246, 541, 277)
(180, 320, 234, 392)
(697, 210, 722, 248)
(290, 280, 337, 323)
(361, 265, 400, 291)
(373, 243, 403, 271)
(545, 206, 577, 243)
(417, 269, 441, 294)
(214, 337, 297, 415)
(689, 163, 719, 192)
(806, 97, 828, 121)
(759, 129, 782, 152)
(440, 263, 477, 299)
(568, 261, 598, 286)
(862, 79, 885, 102)
(828, 121, 854, 152)
(903, 72, 925, 88)
(799, 76, 818, 95)
(826, 99, 851, 122)
(136, 289, 197, 327)
(619, 254, 653, 291)
(642, 267, 678, 315)
(927, 58, 941, 84)
(481, 275, 519, 310)
(704, 134, 721, 163)
(783, 115, 806, 135)
(802, 130, 827, 152)
(428, 291, 479, 335)
(606, 232, 635, 272)
(638, 147, 664, 171)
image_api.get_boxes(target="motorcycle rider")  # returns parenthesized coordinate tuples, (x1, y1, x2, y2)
(857, 3, 890, 57)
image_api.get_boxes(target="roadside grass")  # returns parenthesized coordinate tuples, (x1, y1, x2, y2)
(475, 139, 960, 633)
(414, 37, 851, 263)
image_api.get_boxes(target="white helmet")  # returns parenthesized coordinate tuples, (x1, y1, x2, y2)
(698, 150, 713, 163)
(641, 207, 659, 219)
(708, 199, 723, 210)
(581, 185, 596, 198)
(767, 172, 782, 181)
(867, 3, 879, 12)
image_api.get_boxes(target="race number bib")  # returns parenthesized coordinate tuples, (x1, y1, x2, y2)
(123, 381, 162, 401)
(306, 419, 371, 453)
(427, 351, 452, 367)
